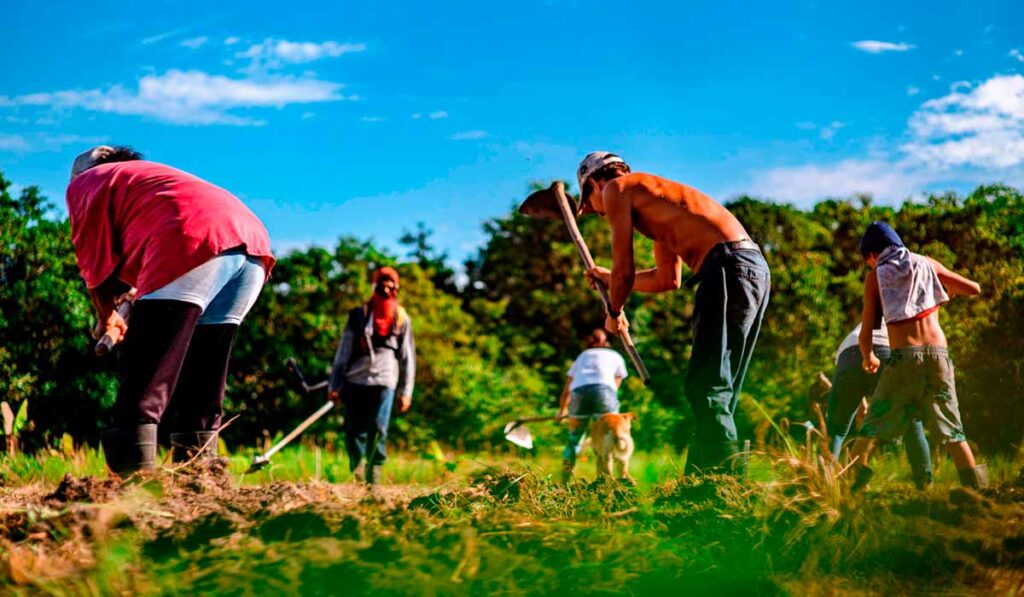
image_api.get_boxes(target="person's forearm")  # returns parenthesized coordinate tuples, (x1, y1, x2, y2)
(632, 268, 680, 293)
(89, 281, 118, 319)
(858, 327, 874, 363)
(608, 269, 635, 313)
(558, 383, 571, 414)
(397, 327, 416, 398)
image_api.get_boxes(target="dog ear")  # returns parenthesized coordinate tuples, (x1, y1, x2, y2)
(622, 412, 637, 421)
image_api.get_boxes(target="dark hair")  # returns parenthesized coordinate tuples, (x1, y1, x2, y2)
(585, 327, 610, 348)
(93, 146, 144, 167)
(581, 162, 632, 206)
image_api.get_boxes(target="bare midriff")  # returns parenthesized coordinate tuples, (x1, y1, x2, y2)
(887, 309, 948, 349)
(616, 173, 749, 273)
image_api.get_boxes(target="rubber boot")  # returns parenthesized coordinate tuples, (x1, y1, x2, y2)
(102, 424, 158, 476)
(366, 464, 383, 486)
(352, 461, 366, 483)
(957, 465, 989, 490)
(850, 464, 875, 493)
(684, 441, 705, 477)
(693, 441, 741, 477)
(913, 469, 934, 491)
(169, 431, 218, 463)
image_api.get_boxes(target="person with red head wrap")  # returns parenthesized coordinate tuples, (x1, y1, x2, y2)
(328, 266, 416, 486)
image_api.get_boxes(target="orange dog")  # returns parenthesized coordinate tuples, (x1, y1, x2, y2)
(590, 413, 636, 480)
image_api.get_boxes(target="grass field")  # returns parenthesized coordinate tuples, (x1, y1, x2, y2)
(1, 441, 1023, 595)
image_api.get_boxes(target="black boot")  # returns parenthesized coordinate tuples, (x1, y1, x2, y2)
(684, 442, 706, 477)
(366, 464, 383, 486)
(958, 465, 989, 490)
(102, 424, 158, 475)
(351, 461, 366, 483)
(169, 431, 218, 463)
(913, 469, 934, 491)
(850, 464, 875, 493)
(691, 441, 742, 477)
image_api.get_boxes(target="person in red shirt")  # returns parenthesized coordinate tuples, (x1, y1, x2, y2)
(66, 145, 275, 475)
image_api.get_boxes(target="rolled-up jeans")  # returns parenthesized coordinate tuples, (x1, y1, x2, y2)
(563, 384, 620, 465)
(342, 382, 395, 469)
(827, 345, 932, 485)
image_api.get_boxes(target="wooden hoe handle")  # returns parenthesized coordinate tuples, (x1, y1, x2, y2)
(551, 182, 651, 385)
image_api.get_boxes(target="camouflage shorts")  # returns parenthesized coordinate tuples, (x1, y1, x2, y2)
(859, 346, 967, 444)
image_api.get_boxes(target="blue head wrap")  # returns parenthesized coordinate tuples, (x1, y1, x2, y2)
(859, 221, 904, 257)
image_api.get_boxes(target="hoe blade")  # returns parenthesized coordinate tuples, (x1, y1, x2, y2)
(503, 421, 534, 450)
(518, 183, 572, 221)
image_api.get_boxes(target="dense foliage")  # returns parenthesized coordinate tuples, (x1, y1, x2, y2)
(1, 171, 1022, 453)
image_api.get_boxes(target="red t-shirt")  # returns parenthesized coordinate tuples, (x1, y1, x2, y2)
(66, 161, 275, 296)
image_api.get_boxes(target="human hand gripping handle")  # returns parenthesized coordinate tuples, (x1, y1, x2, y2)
(95, 292, 135, 356)
(551, 182, 650, 385)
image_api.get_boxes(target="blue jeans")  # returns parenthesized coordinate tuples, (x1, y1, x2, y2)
(684, 243, 771, 472)
(562, 384, 620, 465)
(341, 383, 395, 469)
(828, 346, 933, 486)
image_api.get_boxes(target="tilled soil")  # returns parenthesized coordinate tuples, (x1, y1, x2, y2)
(0, 462, 435, 588)
(2, 466, 1024, 594)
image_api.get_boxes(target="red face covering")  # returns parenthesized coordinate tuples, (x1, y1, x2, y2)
(369, 267, 400, 337)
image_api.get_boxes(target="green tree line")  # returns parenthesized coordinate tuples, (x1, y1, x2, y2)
(2, 171, 1022, 454)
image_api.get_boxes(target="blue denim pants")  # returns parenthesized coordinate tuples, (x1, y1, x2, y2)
(828, 346, 933, 485)
(341, 382, 395, 469)
(684, 243, 771, 471)
(562, 384, 620, 465)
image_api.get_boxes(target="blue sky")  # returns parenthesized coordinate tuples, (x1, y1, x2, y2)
(2, 0, 1023, 266)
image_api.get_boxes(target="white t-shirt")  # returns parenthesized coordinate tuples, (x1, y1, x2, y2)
(835, 323, 890, 364)
(567, 348, 628, 391)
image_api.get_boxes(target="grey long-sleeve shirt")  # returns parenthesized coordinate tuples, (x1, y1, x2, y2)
(328, 305, 416, 397)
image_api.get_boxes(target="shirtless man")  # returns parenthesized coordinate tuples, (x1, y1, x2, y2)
(848, 222, 986, 491)
(578, 152, 771, 476)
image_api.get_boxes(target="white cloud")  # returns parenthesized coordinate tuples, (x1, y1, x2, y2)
(428, 110, 448, 120)
(903, 74, 1024, 169)
(819, 121, 845, 141)
(907, 86, 920, 96)
(745, 73, 1024, 203)
(0, 134, 29, 152)
(747, 159, 929, 204)
(450, 130, 487, 141)
(0, 133, 108, 153)
(141, 28, 186, 45)
(238, 38, 366, 71)
(411, 113, 422, 119)
(360, 116, 386, 123)
(851, 40, 916, 54)
(180, 36, 209, 49)
(794, 120, 845, 140)
(224, 36, 241, 46)
(0, 70, 352, 126)
(1011, 49, 1024, 63)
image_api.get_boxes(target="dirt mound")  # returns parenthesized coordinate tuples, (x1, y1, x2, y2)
(256, 505, 361, 542)
(470, 468, 541, 502)
(44, 474, 121, 504)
